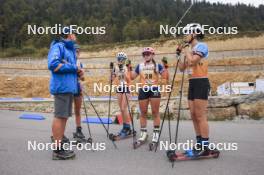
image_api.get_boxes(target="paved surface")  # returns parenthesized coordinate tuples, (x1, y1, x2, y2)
(0, 110, 263, 175)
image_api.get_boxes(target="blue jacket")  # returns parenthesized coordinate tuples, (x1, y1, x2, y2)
(47, 39, 78, 95)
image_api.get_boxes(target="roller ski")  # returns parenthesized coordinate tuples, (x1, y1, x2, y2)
(73, 127, 92, 145)
(52, 148, 76, 160)
(109, 127, 136, 141)
(166, 147, 220, 162)
(133, 128, 148, 149)
(149, 128, 160, 151)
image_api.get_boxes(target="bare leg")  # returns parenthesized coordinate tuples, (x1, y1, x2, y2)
(52, 117, 67, 147)
(193, 99, 209, 138)
(150, 98, 161, 127)
(188, 100, 200, 136)
(121, 93, 131, 124)
(74, 95, 82, 127)
(139, 99, 149, 128)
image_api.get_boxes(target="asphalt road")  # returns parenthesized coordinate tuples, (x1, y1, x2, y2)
(0, 110, 263, 175)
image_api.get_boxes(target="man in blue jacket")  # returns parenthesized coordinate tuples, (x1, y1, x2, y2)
(48, 27, 84, 160)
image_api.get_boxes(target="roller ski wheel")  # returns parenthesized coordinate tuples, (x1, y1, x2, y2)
(108, 133, 115, 141)
(166, 150, 176, 162)
(133, 139, 147, 149)
(149, 142, 158, 151)
(211, 149, 220, 158)
(87, 137, 93, 144)
(52, 150, 76, 160)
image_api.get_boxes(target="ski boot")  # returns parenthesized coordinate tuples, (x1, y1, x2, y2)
(193, 144, 220, 158)
(73, 127, 92, 144)
(109, 127, 135, 141)
(133, 128, 148, 149)
(149, 128, 160, 151)
(52, 147, 76, 160)
(51, 135, 70, 144)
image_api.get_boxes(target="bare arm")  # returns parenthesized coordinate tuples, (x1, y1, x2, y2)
(178, 57, 188, 72)
(130, 71, 138, 80)
(184, 47, 202, 66)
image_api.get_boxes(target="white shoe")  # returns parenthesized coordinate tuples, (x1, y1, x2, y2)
(152, 128, 160, 143)
(138, 128, 148, 142)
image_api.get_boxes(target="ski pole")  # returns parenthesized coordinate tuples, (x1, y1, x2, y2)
(107, 62, 114, 137)
(79, 63, 93, 143)
(82, 88, 118, 149)
(174, 57, 186, 145)
(172, 2, 194, 38)
(154, 1, 193, 152)
(168, 107, 172, 144)
(124, 91, 136, 148)
(82, 93, 93, 143)
(154, 56, 181, 152)
(172, 57, 186, 168)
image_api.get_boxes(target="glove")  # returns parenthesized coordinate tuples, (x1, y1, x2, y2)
(176, 45, 183, 56)
(176, 43, 190, 56)
(110, 62, 114, 69)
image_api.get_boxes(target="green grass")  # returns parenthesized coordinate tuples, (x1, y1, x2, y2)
(0, 47, 48, 58)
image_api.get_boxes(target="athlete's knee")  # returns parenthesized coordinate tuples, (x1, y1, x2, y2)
(151, 110, 159, 117)
(120, 107, 127, 114)
(140, 110, 148, 117)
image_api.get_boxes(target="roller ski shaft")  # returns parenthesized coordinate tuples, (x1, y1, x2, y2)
(133, 128, 148, 149)
(166, 149, 220, 162)
(133, 139, 148, 149)
(52, 149, 76, 160)
(73, 132, 93, 144)
(109, 130, 136, 141)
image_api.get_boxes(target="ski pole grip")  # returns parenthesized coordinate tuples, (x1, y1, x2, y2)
(110, 62, 114, 69)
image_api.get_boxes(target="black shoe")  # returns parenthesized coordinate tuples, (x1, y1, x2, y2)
(61, 142, 74, 154)
(73, 131, 85, 139)
(193, 146, 210, 157)
(118, 128, 132, 137)
(74, 127, 85, 139)
(51, 135, 70, 144)
(62, 135, 70, 144)
(52, 149, 75, 160)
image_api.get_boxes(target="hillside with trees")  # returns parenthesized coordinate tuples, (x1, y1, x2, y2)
(0, 0, 263, 53)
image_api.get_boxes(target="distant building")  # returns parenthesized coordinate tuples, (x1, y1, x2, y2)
(217, 82, 255, 96)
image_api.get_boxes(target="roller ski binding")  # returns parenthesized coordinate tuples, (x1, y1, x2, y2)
(166, 146, 220, 162)
(149, 128, 160, 151)
(73, 127, 92, 145)
(133, 128, 148, 149)
(109, 127, 136, 141)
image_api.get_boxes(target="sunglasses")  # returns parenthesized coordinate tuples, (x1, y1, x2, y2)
(117, 57, 125, 62)
(143, 52, 152, 57)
